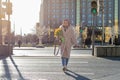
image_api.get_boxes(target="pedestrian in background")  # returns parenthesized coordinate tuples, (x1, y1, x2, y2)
(109, 37, 112, 45)
(18, 40, 22, 48)
(57, 19, 78, 72)
(85, 36, 92, 48)
(114, 36, 118, 45)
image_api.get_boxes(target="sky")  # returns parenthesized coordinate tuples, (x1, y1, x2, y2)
(11, 0, 41, 35)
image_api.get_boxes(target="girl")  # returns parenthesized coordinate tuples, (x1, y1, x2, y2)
(59, 19, 78, 72)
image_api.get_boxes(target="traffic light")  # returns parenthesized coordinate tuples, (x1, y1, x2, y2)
(91, 1, 98, 15)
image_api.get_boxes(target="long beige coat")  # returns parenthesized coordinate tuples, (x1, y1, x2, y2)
(60, 25, 77, 58)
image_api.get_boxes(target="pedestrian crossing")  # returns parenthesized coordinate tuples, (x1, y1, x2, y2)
(0, 56, 94, 80)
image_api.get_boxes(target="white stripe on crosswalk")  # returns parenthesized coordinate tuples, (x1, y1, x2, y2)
(0, 61, 88, 64)
(0, 71, 94, 75)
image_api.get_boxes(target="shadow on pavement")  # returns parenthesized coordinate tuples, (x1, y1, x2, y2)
(65, 69, 90, 80)
(101, 57, 120, 61)
(0, 55, 9, 60)
(9, 56, 25, 80)
(2, 59, 12, 80)
(1, 56, 26, 80)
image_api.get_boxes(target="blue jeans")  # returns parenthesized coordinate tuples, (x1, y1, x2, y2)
(61, 57, 69, 67)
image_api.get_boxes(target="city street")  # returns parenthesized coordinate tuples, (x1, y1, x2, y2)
(0, 0, 120, 80)
(0, 47, 120, 80)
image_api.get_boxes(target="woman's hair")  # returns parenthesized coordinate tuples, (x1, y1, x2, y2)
(63, 19, 70, 26)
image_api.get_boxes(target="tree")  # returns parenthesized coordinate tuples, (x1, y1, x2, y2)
(36, 25, 49, 45)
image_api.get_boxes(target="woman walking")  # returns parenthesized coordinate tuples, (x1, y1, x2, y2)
(55, 19, 78, 72)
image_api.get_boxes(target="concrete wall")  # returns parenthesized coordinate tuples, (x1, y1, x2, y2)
(94, 46, 120, 57)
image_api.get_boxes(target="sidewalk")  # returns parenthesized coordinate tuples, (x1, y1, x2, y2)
(72, 48, 92, 50)
(13, 47, 37, 50)
(14, 47, 92, 50)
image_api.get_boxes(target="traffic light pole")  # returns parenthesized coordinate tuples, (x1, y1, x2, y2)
(92, 15, 95, 56)
(91, 0, 98, 56)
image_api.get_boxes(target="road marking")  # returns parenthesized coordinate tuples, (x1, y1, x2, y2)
(0, 61, 88, 64)
(0, 71, 94, 75)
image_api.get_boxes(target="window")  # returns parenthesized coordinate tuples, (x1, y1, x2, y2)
(71, 15, 74, 18)
(88, 21, 92, 24)
(82, 9, 86, 13)
(109, 2, 112, 5)
(71, 20, 74, 24)
(108, 14, 112, 17)
(88, 15, 91, 18)
(53, 15, 56, 18)
(48, 15, 50, 18)
(63, 15, 66, 18)
(53, 9, 55, 12)
(66, 15, 69, 18)
(48, 21, 50, 24)
(66, 10, 69, 14)
(82, 15, 86, 18)
(109, 8, 112, 11)
(98, 20, 102, 24)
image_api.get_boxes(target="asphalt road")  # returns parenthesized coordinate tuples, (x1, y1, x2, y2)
(0, 55, 120, 80)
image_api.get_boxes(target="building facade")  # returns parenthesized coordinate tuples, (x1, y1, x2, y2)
(75, 0, 116, 42)
(119, 0, 120, 33)
(40, 0, 76, 29)
(40, 0, 120, 43)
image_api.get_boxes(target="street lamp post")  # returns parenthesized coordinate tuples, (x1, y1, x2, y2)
(6, 0, 12, 55)
(102, 11, 104, 45)
(0, 0, 2, 45)
(101, 0, 104, 45)
(80, 22, 83, 47)
(109, 20, 114, 45)
(6, 0, 11, 46)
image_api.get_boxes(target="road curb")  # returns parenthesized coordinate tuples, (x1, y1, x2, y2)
(72, 48, 92, 50)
